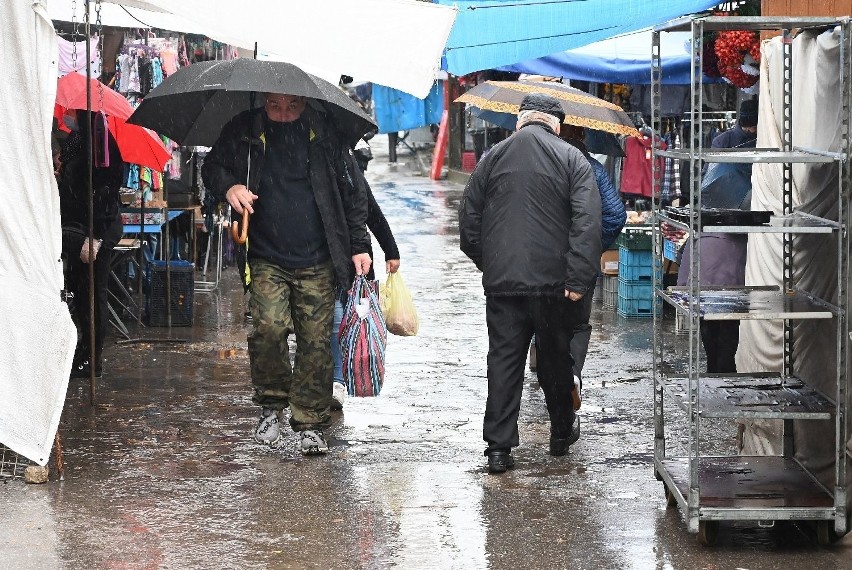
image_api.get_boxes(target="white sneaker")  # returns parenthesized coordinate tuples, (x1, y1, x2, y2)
(254, 408, 283, 447)
(300, 429, 329, 455)
(331, 382, 346, 410)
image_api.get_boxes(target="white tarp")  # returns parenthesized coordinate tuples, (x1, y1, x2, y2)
(0, 0, 78, 465)
(53, 0, 457, 99)
(738, 27, 848, 488)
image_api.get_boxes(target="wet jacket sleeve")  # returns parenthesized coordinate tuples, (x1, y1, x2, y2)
(592, 159, 626, 251)
(564, 158, 602, 294)
(366, 186, 400, 260)
(458, 159, 489, 271)
(336, 144, 370, 256)
(201, 117, 243, 203)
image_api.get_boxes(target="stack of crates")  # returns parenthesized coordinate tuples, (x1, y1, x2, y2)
(616, 226, 660, 318)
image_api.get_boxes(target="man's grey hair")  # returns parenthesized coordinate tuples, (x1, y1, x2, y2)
(516, 110, 561, 133)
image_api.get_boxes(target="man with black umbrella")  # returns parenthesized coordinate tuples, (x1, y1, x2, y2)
(202, 92, 372, 456)
(459, 93, 601, 473)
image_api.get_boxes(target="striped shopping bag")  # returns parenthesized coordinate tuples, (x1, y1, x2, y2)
(338, 276, 387, 397)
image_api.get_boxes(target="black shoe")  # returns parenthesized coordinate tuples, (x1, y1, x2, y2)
(550, 416, 581, 456)
(486, 450, 515, 473)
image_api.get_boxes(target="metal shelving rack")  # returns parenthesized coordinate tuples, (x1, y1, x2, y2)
(651, 15, 852, 545)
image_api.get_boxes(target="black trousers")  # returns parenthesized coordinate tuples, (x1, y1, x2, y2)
(569, 288, 595, 380)
(700, 320, 739, 373)
(66, 243, 113, 371)
(484, 295, 582, 454)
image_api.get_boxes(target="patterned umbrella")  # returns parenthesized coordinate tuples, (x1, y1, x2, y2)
(455, 80, 640, 138)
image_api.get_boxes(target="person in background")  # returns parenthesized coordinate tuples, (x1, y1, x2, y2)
(459, 93, 601, 473)
(330, 139, 400, 409)
(58, 110, 125, 379)
(528, 125, 627, 409)
(677, 98, 758, 373)
(202, 93, 371, 456)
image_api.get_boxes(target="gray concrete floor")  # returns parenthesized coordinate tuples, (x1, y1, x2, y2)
(2, 138, 852, 569)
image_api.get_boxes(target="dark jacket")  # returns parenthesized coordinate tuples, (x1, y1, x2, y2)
(459, 123, 602, 296)
(201, 107, 370, 291)
(58, 118, 124, 252)
(565, 139, 626, 251)
(365, 188, 399, 281)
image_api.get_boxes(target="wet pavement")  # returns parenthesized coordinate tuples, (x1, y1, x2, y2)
(3, 139, 852, 569)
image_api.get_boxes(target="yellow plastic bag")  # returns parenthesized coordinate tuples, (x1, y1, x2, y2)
(380, 272, 419, 336)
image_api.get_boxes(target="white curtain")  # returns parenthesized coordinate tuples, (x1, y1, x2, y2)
(738, 27, 848, 489)
(0, 0, 77, 465)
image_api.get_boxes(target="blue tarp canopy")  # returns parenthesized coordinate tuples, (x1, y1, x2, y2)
(373, 82, 445, 134)
(500, 29, 719, 84)
(435, 0, 720, 76)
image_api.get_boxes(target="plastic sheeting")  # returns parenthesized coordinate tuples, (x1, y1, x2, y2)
(373, 82, 444, 134)
(500, 29, 722, 85)
(436, 0, 720, 76)
(84, 0, 457, 99)
(0, 0, 77, 465)
(737, 28, 848, 489)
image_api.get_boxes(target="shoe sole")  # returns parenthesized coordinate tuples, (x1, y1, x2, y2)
(301, 445, 328, 455)
(254, 434, 284, 448)
(488, 462, 515, 474)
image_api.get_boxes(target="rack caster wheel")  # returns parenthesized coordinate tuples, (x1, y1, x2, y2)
(663, 484, 677, 508)
(697, 521, 719, 546)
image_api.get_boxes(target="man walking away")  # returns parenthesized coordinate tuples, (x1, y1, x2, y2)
(459, 93, 602, 473)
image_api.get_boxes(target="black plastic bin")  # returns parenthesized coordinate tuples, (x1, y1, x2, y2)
(148, 260, 194, 326)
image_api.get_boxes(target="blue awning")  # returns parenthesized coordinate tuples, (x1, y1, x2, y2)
(436, 0, 720, 76)
(499, 28, 721, 84)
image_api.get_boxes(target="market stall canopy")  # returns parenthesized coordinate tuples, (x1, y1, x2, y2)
(50, 0, 457, 99)
(499, 28, 723, 85)
(435, 0, 721, 76)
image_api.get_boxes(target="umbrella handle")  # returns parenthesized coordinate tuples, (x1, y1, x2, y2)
(231, 209, 249, 245)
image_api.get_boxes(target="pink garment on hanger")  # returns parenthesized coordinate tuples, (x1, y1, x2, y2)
(160, 48, 178, 76)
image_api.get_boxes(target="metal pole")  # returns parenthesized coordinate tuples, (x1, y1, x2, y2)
(85, 0, 96, 406)
(651, 28, 665, 465)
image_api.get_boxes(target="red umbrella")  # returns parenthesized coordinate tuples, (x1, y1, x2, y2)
(55, 73, 171, 172)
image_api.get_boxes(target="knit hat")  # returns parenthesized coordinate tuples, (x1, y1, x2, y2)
(738, 98, 758, 128)
(519, 93, 565, 123)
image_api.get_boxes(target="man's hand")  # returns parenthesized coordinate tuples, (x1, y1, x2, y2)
(386, 259, 400, 274)
(226, 184, 258, 214)
(352, 253, 372, 276)
(565, 290, 584, 302)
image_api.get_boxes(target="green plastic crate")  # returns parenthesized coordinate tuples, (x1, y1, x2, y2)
(615, 226, 653, 250)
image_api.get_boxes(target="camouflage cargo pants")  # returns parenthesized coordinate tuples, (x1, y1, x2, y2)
(248, 260, 336, 430)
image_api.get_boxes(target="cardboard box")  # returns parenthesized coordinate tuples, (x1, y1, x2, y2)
(601, 250, 619, 275)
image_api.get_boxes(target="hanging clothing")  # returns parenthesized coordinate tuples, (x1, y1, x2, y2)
(660, 130, 681, 204)
(57, 35, 102, 78)
(160, 47, 178, 76)
(621, 135, 666, 198)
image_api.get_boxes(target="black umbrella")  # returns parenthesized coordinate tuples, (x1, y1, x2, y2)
(128, 59, 376, 147)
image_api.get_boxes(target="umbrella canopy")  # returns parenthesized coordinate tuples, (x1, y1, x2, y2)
(467, 105, 625, 157)
(128, 59, 377, 147)
(456, 80, 640, 138)
(54, 74, 171, 172)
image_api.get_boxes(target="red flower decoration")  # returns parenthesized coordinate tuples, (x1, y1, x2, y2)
(714, 30, 760, 89)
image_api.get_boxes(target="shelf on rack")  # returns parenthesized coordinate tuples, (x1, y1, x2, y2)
(655, 15, 844, 33)
(656, 148, 840, 164)
(656, 212, 839, 234)
(660, 287, 834, 320)
(660, 457, 835, 511)
(663, 375, 835, 419)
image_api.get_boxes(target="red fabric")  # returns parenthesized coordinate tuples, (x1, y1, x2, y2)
(55, 73, 134, 119)
(621, 135, 667, 198)
(54, 74, 171, 172)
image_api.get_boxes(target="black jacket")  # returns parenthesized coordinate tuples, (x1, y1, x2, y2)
(202, 107, 370, 291)
(58, 120, 125, 252)
(459, 123, 601, 296)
